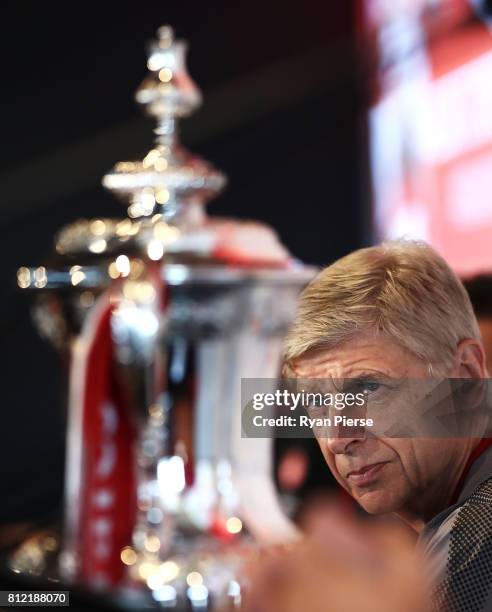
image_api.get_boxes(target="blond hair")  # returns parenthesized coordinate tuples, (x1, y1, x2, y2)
(284, 241, 480, 373)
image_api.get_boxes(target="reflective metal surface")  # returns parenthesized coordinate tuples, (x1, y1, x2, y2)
(110, 273, 310, 607)
(15, 24, 316, 610)
(102, 26, 226, 222)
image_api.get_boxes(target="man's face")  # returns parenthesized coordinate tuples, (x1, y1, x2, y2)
(293, 333, 464, 517)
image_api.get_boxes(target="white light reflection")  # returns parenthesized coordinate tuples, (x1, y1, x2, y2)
(71, 270, 86, 286)
(226, 517, 242, 535)
(89, 239, 107, 254)
(152, 585, 177, 604)
(157, 456, 185, 511)
(186, 572, 203, 587)
(115, 255, 131, 277)
(147, 240, 164, 261)
(90, 219, 106, 236)
(187, 584, 209, 606)
(116, 304, 159, 338)
(128, 203, 143, 219)
(228, 580, 241, 606)
(155, 188, 170, 204)
(160, 560, 180, 582)
(121, 281, 156, 304)
(143, 149, 160, 168)
(158, 67, 173, 82)
(17, 267, 31, 289)
(165, 265, 189, 284)
(153, 222, 179, 244)
(34, 267, 48, 288)
(146, 573, 164, 590)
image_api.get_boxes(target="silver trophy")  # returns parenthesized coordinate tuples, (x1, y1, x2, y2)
(15, 26, 315, 609)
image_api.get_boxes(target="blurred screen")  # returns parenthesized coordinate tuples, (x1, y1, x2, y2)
(365, 0, 492, 274)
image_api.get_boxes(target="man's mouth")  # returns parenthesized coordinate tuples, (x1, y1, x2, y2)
(346, 462, 388, 486)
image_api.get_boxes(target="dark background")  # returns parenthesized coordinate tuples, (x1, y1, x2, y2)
(0, 2, 367, 525)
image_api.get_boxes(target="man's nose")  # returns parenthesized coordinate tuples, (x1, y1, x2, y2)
(325, 435, 363, 454)
(326, 419, 366, 454)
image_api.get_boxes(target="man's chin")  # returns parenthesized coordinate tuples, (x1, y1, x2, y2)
(352, 489, 400, 515)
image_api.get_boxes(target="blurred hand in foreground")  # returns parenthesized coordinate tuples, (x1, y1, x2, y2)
(241, 507, 429, 612)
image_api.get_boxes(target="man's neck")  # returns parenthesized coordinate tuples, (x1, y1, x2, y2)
(395, 442, 479, 534)
(394, 513, 426, 534)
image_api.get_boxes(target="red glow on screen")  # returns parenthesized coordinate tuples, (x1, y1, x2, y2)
(366, 0, 492, 275)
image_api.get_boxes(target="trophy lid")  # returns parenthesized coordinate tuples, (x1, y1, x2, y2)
(54, 218, 140, 257)
(17, 26, 314, 293)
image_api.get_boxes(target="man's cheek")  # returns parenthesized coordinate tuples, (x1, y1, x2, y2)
(331, 458, 351, 491)
(319, 445, 338, 475)
(317, 440, 351, 491)
(317, 439, 333, 468)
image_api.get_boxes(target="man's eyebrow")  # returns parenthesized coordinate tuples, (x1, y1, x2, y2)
(339, 371, 393, 382)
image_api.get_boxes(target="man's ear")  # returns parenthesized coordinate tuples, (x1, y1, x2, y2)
(454, 338, 487, 378)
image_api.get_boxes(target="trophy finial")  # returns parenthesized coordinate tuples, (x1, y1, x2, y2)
(102, 25, 225, 221)
(156, 25, 174, 48)
(137, 25, 202, 121)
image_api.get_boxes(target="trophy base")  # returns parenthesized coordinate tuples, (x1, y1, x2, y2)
(125, 534, 250, 610)
(5, 527, 248, 610)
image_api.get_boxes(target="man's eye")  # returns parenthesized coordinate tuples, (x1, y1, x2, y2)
(362, 381, 381, 394)
(346, 380, 382, 395)
(307, 403, 327, 419)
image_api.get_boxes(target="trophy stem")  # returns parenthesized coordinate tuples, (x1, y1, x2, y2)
(154, 115, 177, 147)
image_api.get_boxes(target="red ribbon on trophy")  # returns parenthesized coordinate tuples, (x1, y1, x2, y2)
(66, 289, 137, 588)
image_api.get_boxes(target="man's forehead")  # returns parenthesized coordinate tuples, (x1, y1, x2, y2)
(292, 333, 414, 378)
